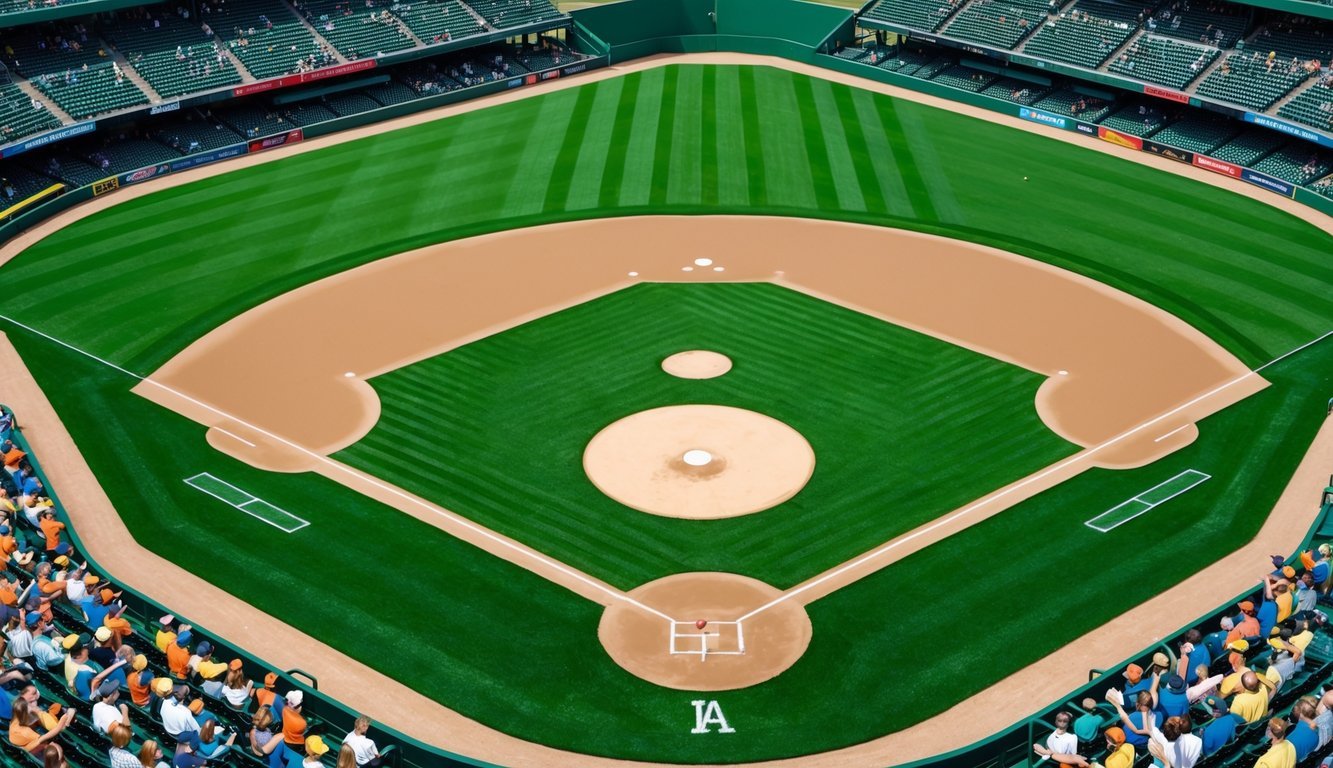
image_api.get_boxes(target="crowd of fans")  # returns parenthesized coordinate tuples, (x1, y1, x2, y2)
(1031, 551, 1333, 768)
(0, 409, 390, 768)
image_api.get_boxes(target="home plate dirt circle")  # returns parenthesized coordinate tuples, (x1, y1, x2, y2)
(662, 350, 733, 379)
(599, 572, 813, 691)
(583, 404, 816, 519)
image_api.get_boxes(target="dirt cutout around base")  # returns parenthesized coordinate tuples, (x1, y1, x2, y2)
(583, 404, 816, 519)
(661, 350, 733, 379)
(599, 572, 812, 691)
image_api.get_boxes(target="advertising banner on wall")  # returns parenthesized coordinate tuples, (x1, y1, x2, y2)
(1142, 140, 1193, 164)
(1192, 154, 1242, 179)
(248, 129, 304, 153)
(1097, 126, 1143, 150)
(1143, 85, 1189, 104)
(1243, 113, 1333, 150)
(1018, 106, 1068, 130)
(170, 144, 247, 172)
(1, 120, 97, 159)
(233, 59, 378, 98)
(1240, 168, 1296, 197)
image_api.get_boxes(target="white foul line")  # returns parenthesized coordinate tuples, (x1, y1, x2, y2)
(0, 313, 675, 625)
(1153, 424, 1189, 443)
(215, 429, 256, 448)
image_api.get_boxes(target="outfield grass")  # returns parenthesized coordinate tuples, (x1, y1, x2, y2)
(0, 64, 1330, 762)
(335, 282, 1076, 589)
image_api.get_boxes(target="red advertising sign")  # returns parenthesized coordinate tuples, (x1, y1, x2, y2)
(1144, 85, 1189, 104)
(1192, 154, 1242, 179)
(1097, 126, 1144, 151)
(247, 128, 304, 153)
(233, 59, 378, 98)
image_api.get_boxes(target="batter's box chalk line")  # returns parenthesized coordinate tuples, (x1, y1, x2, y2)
(670, 621, 746, 661)
(1084, 469, 1210, 533)
(185, 472, 311, 533)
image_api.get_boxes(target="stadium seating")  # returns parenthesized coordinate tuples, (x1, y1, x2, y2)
(1278, 78, 1333, 132)
(80, 137, 180, 174)
(201, 0, 331, 80)
(1107, 35, 1217, 89)
(323, 90, 382, 115)
(979, 77, 1050, 104)
(1098, 101, 1173, 135)
(25, 150, 100, 187)
(392, 0, 484, 45)
(291, 0, 417, 59)
(1195, 18, 1333, 110)
(101, 7, 242, 99)
(0, 163, 61, 203)
(941, 0, 1051, 50)
(1146, 113, 1238, 152)
(0, 83, 61, 145)
(280, 100, 338, 125)
(465, 0, 564, 30)
(1147, 2, 1249, 48)
(1209, 126, 1287, 165)
(362, 77, 417, 104)
(152, 111, 244, 152)
(1250, 142, 1333, 184)
(862, 0, 964, 32)
(928, 63, 998, 91)
(1021, 0, 1144, 68)
(1031, 87, 1114, 121)
(4, 25, 151, 119)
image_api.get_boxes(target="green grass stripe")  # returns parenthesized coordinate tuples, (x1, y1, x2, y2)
(873, 95, 938, 221)
(666, 65, 704, 205)
(647, 65, 681, 207)
(789, 74, 843, 212)
(541, 82, 602, 212)
(712, 65, 750, 206)
(698, 65, 719, 207)
(736, 66, 768, 206)
(594, 72, 640, 210)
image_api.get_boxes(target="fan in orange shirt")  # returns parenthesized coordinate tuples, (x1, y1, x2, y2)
(38, 509, 64, 552)
(166, 632, 193, 679)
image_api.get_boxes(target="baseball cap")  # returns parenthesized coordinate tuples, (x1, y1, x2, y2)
(1105, 727, 1126, 745)
(98, 587, 121, 604)
(0, 525, 9, 535)
(172, 684, 188, 698)
(1166, 675, 1186, 694)
(1283, 566, 1297, 579)
(54, 542, 70, 555)
(305, 735, 329, 756)
(228, 659, 243, 671)
(52, 555, 69, 567)
(132, 654, 147, 672)
(1239, 600, 1256, 612)
(1123, 663, 1143, 684)
(188, 698, 204, 715)
(1204, 695, 1228, 714)
(176, 631, 192, 646)
(94, 627, 111, 643)
(152, 678, 173, 697)
(1226, 639, 1250, 653)
(177, 732, 200, 750)
(24, 612, 40, 627)
(82, 575, 98, 586)
(1272, 555, 1287, 569)
(264, 672, 277, 688)
(196, 640, 212, 656)
(1080, 697, 1097, 710)
(96, 680, 118, 699)
(1151, 652, 1169, 668)
(286, 690, 303, 707)
(159, 614, 175, 626)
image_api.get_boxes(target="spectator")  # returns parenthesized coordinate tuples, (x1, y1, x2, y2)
(1072, 698, 1102, 743)
(168, 630, 193, 678)
(1294, 572, 1320, 620)
(1299, 544, 1331, 592)
(92, 679, 131, 734)
(1101, 727, 1134, 768)
(37, 508, 63, 553)
(1315, 690, 1333, 748)
(1229, 671, 1269, 723)
(1155, 675, 1189, 718)
(162, 684, 201, 739)
(129, 654, 153, 707)
(157, 614, 190, 652)
(291, 735, 330, 767)
(1147, 716, 1201, 768)
(191, 641, 229, 693)
(1177, 631, 1210, 684)
(1111, 690, 1156, 749)
(255, 672, 280, 709)
(249, 707, 277, 756)
(42, 742, 67, 768)
(104, 600, 134, 647)
(64, 633, 126, 700)
(221, 659, 253, 710)
(197, 719, 236, 759)
(174, 732, 209, 768)
(1255, 718, 1295, 768)
(139, 739, 169, 768)
(337, 745, 357, 768)
(281, 690, 308, 747)
(342, 716, 382, 767)
(109, 724, 139, 768)
(8, 697, 74, 754)
(1122, 664, 1151, 701)
(1198, 696, 1239, 755)
(1288, 698, 1319, 760)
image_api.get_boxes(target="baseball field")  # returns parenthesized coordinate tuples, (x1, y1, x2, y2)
(1, 60, 1331, 764)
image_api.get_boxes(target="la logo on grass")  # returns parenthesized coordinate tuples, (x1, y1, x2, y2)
(690, 700, 735, 734)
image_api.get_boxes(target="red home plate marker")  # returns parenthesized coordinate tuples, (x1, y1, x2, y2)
(695, 619, 708, 630)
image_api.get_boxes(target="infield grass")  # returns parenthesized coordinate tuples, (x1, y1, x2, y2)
(1, 63, 1331, 762)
